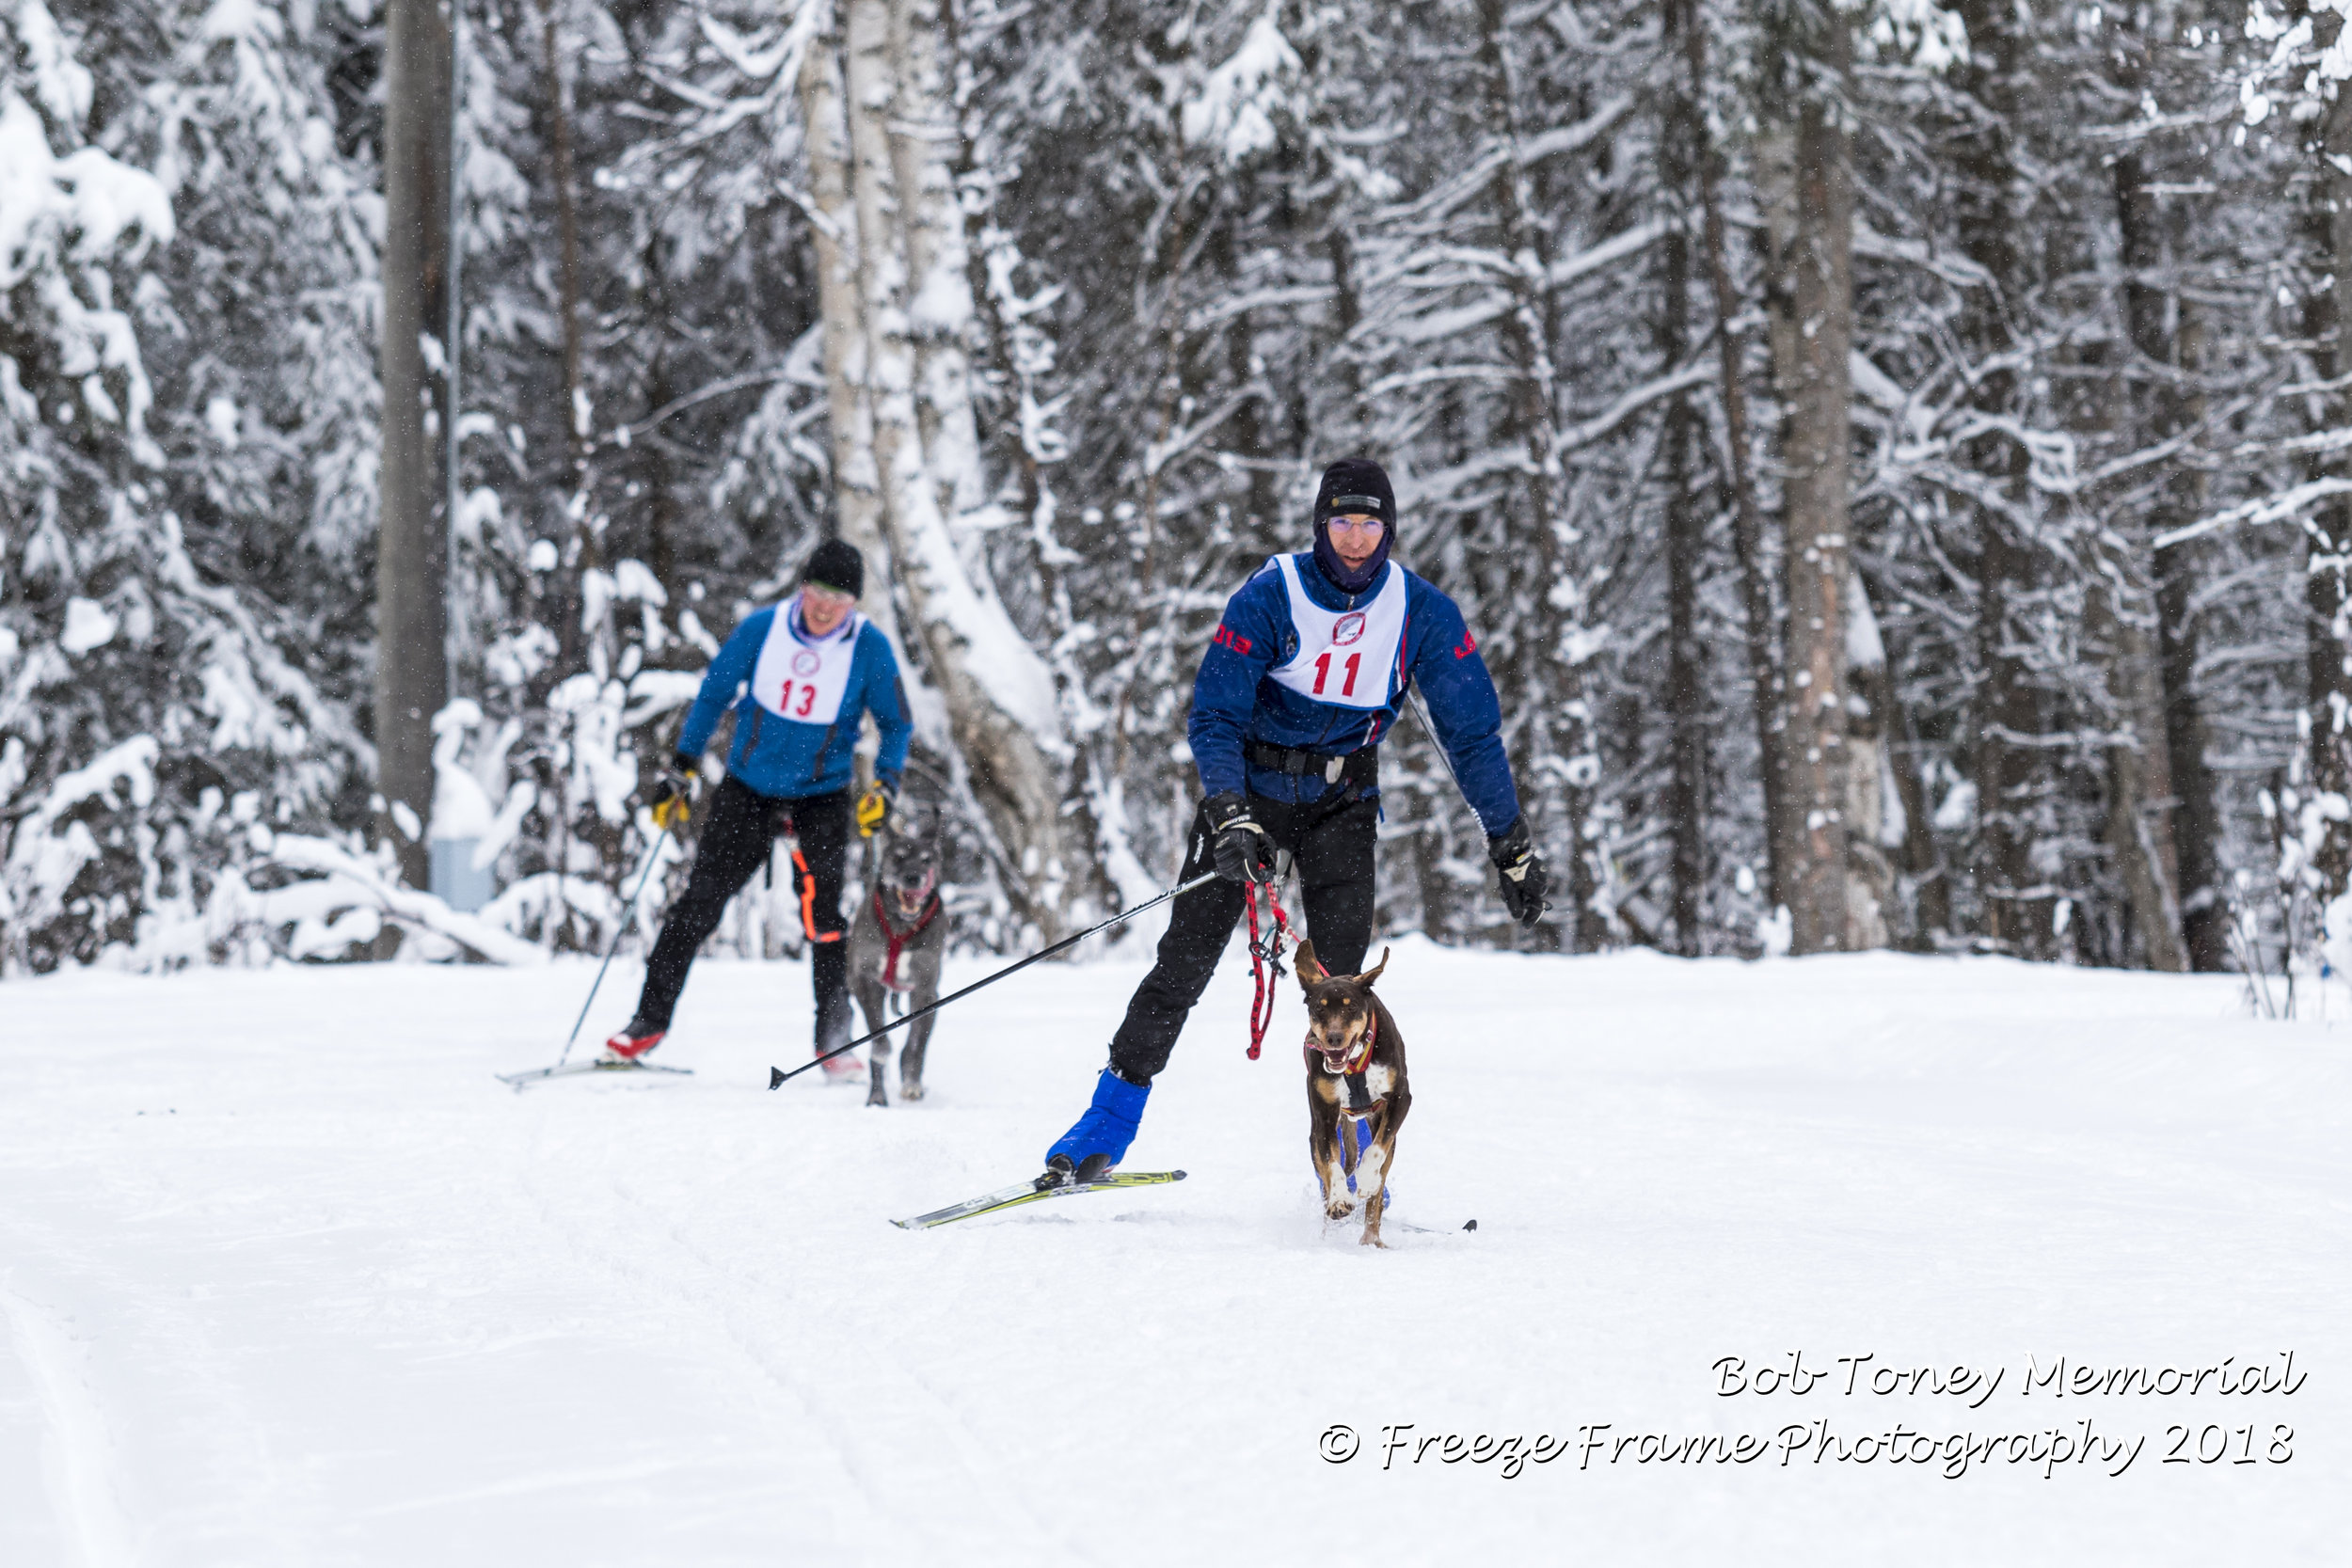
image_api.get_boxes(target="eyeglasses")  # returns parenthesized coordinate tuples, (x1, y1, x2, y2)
(1326, 514, 1385, 535)
(803, 582, 857, 607)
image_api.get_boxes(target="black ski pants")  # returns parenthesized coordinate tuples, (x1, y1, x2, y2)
(634, 776, 853, 1053)
(1107, 790, 1377, 1085)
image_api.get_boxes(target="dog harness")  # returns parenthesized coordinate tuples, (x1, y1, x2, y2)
(1309, 1015, 1382, 1193)
(1337, 1110, 1380, 1194)
(1340, 1020, 1382, 1195)
(870, 879, 942, 994)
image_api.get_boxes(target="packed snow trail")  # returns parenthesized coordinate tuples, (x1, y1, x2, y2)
(1, 943, 2344, 1565)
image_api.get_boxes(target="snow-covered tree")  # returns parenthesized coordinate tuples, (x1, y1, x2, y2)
(2, 0, 376, 973)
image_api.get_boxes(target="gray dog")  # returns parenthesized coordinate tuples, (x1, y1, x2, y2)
(847, 808, 948, 1106)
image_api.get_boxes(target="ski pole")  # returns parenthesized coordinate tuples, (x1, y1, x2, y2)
(554, 822, 675, 1069)
(1406, 687, 1473, 819)
(1407, 687, 1550, 922)
(769, 868, 1222, 1089)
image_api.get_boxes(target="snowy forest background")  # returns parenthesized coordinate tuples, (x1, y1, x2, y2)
(8, 0, 2352, 982)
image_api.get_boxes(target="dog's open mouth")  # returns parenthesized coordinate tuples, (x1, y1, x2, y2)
(882, 865, 939, 920)
(1311, 1035, 1366, 1074)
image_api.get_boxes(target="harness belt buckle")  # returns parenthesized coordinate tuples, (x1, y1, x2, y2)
(1325, 755, 1343, 784)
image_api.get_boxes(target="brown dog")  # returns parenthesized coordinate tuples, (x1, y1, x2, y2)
(1296, 940, 1410, 1247)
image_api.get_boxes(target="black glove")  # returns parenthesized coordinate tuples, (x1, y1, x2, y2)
(1488, 816, 1549, 927)
(650, 755, 696, 832)
(1205, 792, 1276, 884)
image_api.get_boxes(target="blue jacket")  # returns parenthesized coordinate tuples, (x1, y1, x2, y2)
(1188, 554, 1521, 838)
(675, 605, 913, 800)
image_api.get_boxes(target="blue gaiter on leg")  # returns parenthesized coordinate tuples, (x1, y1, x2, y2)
(1046, 1069, 1152, 1167)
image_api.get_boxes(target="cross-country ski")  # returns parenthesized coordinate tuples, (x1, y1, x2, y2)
(892, 1169, 1186, 1230)
(494, 1057, 695, 1088)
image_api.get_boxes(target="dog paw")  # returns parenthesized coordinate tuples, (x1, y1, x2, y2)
(1359, 1229, 1387, 1248)
(1324, 1199, 1357, 1222)
(900, 1082, 925, 1101)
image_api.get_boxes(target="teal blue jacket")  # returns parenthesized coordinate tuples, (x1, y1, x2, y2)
(675, 605, 912, 800)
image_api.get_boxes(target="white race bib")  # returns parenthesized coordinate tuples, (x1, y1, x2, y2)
(1265, 554, 1406, 710)
(750, 599, 862, 726)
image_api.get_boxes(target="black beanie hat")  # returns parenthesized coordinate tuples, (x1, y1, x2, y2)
(1312, 457, 1394, 526)
(1311, 457, 1395, 594)
(802, 538, 866, 598)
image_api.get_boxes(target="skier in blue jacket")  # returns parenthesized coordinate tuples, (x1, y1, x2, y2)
(604, 539, 914, 1074)
(1041, 458, 1548, 1183)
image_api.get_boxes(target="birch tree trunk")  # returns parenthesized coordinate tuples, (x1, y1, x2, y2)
(377, 0, 453, 894)
(1756, 42, 1856, 956)
(796, 2, 898, 645)
(806, 0, 1080, 937)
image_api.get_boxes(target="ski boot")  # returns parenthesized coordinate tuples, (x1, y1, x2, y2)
(601, 1019, 666, 1063)
(816, 990, 862, 1083)
(1041, 1069, 1150, 1188)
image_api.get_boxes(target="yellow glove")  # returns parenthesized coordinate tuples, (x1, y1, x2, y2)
(856, 784, 893, 838)
(650, 762, 695, 832)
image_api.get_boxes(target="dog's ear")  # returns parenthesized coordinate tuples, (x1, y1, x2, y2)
(1350, 946, 1390, 989)
(1295, 939, 1327, 989)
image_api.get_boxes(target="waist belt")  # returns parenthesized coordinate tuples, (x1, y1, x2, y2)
(1245, 739, 1377, 787)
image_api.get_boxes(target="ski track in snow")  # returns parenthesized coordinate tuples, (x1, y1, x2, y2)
(507, 1111, 1066, 1559)
(1, 1278, 135, 1568)
(1, 941, 2346, 1564)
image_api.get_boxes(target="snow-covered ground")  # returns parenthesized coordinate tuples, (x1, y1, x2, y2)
(1, 941, 2343, 1565)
